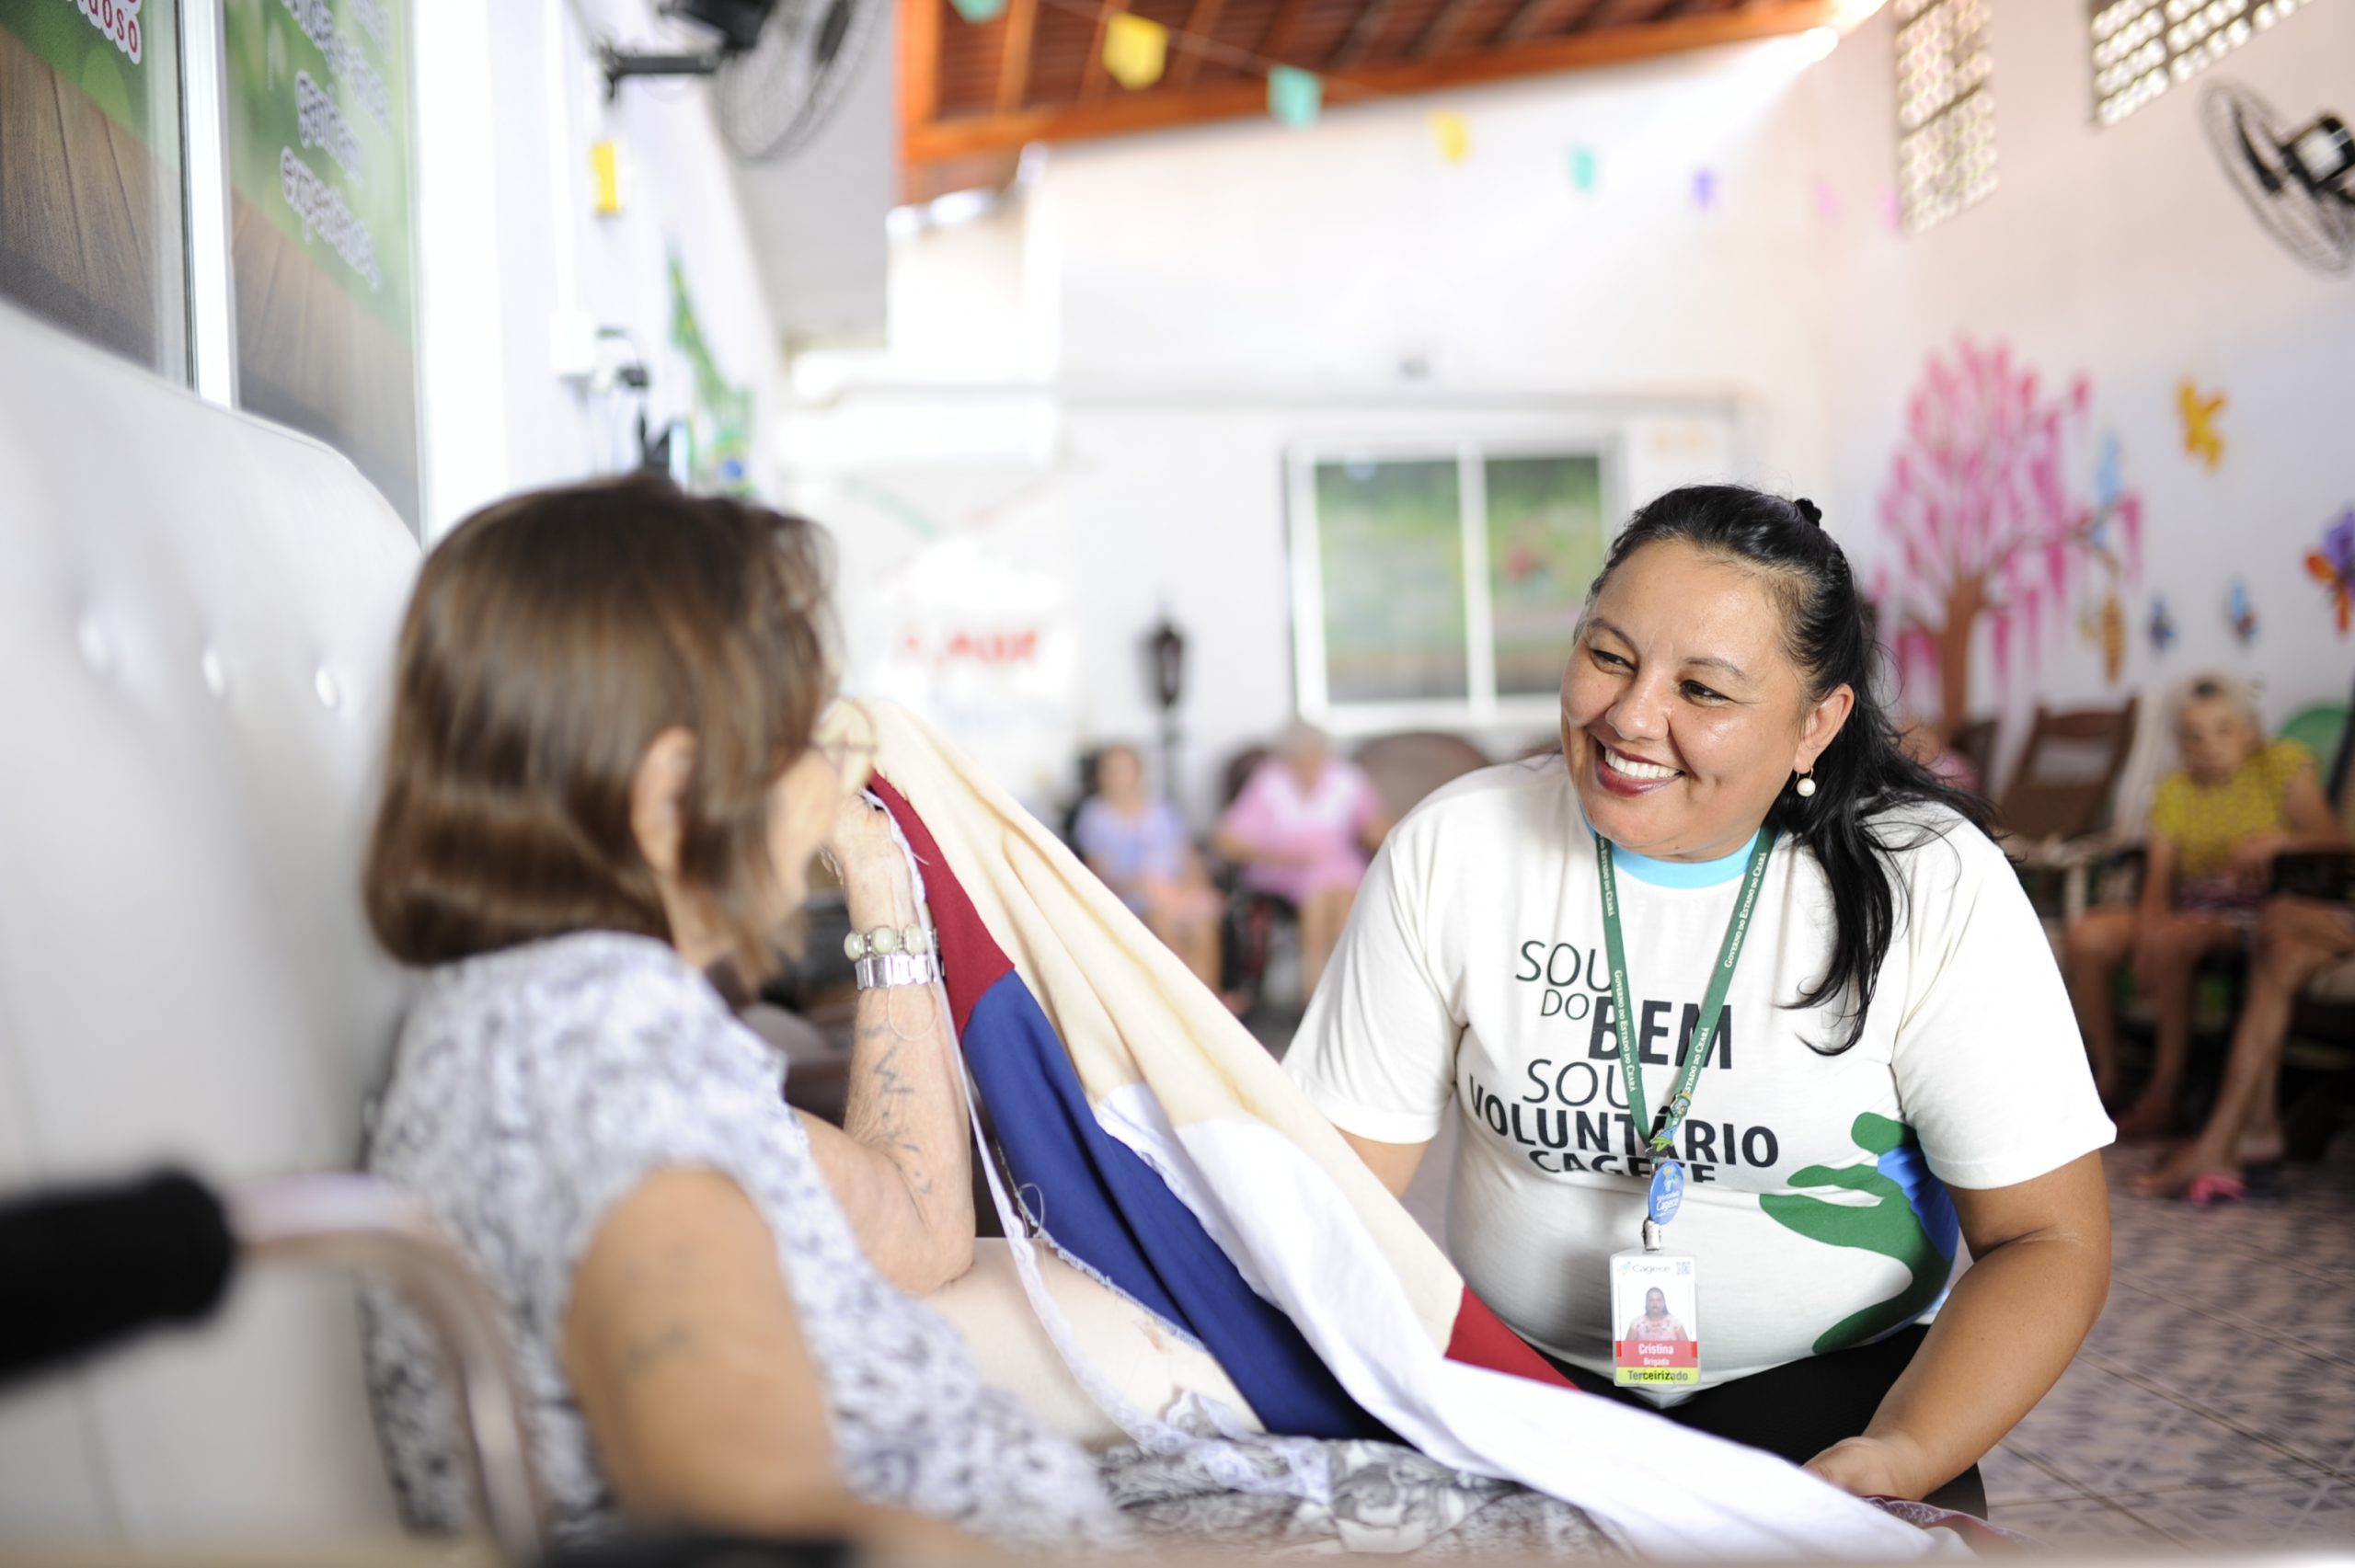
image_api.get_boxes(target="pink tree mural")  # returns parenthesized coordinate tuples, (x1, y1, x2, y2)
(1875, 338, 2145, 737)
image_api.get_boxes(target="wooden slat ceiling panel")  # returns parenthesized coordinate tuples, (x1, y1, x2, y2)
(910, 0, 1838, 166)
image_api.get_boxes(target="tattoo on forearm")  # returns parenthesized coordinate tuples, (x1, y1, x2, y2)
(849, 1010, 939, 1197)
(615, 1322, 696, 1386)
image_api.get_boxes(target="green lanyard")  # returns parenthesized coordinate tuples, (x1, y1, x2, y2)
(1593, 827, 1777, 1157)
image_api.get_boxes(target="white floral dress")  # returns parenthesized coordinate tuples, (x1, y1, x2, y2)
(361, 931, 1122, 1550)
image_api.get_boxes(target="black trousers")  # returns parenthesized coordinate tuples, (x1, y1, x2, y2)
(1545, 1323, 1989, 1517)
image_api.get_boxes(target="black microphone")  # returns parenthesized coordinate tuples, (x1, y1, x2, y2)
(0, 1170, 236, 1387)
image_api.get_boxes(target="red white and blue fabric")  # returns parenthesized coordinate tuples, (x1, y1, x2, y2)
(861, 702, 1958, 1559)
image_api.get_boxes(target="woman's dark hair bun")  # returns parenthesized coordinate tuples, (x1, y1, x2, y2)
(1794, 498, 1823, 527)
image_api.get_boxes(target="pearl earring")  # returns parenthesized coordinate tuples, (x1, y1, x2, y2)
(1796, 773, 1818, 798)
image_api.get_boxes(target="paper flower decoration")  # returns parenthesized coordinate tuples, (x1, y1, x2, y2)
(2308, 509, 2355, 635)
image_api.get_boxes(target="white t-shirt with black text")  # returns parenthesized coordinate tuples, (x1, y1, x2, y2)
(1285, 758, 2113, 1403)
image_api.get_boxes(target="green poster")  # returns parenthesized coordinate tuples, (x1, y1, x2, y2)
(222, 0, 420, 525)
(0, 0, 188, 373)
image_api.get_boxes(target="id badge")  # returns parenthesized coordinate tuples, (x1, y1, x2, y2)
(1611, 1249, 1700, 1388)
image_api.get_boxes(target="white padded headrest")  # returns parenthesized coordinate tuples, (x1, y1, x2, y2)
(0, 302, 420, 1543)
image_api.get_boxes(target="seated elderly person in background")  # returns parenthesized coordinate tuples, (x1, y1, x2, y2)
(2063, 676, 2341, 1136)
(2132, 890, 2355, 1201)
(1212, 724, 1391, 1001)
(1074, 743, 1228, 1001)
(359, 476, 1116, 1550)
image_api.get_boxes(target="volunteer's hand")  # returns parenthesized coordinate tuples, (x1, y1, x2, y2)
(1804, 1432, 1931, 1501)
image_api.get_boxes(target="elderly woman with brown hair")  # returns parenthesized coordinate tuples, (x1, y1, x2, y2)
(360, 475, 1114, 1549)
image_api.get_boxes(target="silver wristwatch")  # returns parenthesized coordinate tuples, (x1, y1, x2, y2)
(855, 950, 942, 990)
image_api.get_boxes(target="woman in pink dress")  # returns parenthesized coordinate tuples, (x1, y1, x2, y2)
(1212, 725, 1391, 1001)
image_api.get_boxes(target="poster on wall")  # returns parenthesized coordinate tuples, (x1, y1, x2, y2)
(224, 0, 419, 526)
(0, 0, 189, 376)
(801, 471, 1080, 815)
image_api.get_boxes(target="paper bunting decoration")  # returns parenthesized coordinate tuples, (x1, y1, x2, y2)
(2228, 579, 2260, 646)
(2147, 595, 2177, 654)
(1694, 168, 1717, 210)
(1812, 179, 1839, 218)
(1103, 13, 1168, 90)
(1880, 188, 1903, 234)
(2178, 380, 2226, 470)
(1431, 111, 1470, 163)
(948, 0, 1006, 22)
(1569, 146, 1597, 191)
(1268, 66, 1320, 128)
(2308, 509, 2355, 635)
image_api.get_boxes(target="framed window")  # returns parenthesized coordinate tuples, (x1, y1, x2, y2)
(1894, 0, 1996, 235)
(2091, 0, 2303, 126)
(1286, 443, 1613, 732)
(0, 1, 190, 378)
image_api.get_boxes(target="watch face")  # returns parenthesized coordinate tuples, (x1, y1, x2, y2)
(870, 925, 902, 955)
(844, 932, 866, 962)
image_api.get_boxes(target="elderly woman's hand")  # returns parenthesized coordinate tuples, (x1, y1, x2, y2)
(821, 790, 913, 916)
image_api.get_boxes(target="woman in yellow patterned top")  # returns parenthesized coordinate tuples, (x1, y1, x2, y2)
(2064, 678, 2340, 1139)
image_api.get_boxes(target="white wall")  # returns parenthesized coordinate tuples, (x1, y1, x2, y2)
(785, 33, 1857, 816)
(1809, 0, 2355, 762)
(415, 0, 791, 539)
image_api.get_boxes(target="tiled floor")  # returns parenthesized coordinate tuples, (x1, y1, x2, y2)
(1252, 1001, 2355, 1551)
(1983, 1139, 2355, 1551)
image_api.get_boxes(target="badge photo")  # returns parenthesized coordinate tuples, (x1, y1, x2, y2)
(1611, 1250, 1700, 1388)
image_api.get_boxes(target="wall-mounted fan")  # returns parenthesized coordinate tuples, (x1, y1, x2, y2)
(599, 0, 880, 165)
(2201, 81, 2355, 276)
(710, 0, 882, 162)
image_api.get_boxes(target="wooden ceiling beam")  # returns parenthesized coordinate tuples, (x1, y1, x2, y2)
(1168, 0, 1228, 86)
(908, 0, 1840, 162)
(1079, 0, 1130, 102)
(1497, 0, 1610, 46)
(1412, 0, 1488, 57)
(996, 0, 1040, 112)
(902, 0, 944, 134)
(1258, 0, 1314, 63)
(1330, 0, 1406, 67)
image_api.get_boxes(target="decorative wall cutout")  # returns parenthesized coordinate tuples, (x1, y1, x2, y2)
(2178, 380, 2227, 470)
(1876, 339, 2144, 735)
(2309, 509, 2355, 635)
(2147, 594, 2177, 654)
(2228, 578, 2261, 646)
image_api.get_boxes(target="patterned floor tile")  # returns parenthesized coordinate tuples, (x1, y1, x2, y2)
(1991, 1495, 2178, 1552)
(1981, 1442, 2093, 1505)
(2122, 1477, 2355, 1547)
(2005, 1357, 2315, 1496)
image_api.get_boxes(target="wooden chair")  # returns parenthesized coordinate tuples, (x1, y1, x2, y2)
(1996, 698, 2143, 845)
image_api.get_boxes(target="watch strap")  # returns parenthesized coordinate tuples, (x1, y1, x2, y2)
(855, 951, 942, 990)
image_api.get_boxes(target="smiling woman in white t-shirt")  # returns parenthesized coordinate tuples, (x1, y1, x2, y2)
(1286, 485, 2114, 1519)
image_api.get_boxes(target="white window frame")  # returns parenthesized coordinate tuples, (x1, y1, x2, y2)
(1285, 438, 1622, 738)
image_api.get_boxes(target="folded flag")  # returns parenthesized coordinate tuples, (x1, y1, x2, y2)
(860, 700, 1949, 1560)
